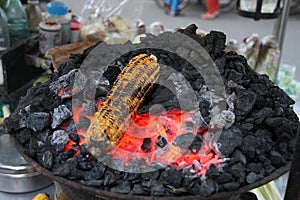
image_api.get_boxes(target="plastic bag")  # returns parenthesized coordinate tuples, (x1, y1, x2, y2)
(238, 34, 280, 82)
(80, 0, 143, 43)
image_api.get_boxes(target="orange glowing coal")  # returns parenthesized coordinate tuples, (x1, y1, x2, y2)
(62, 100, 224, 176)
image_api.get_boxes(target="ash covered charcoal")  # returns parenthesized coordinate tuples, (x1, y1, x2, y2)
(37, 150, 54, 169)
(50, 130, 69, 151)
(51, 105, 73, 129)
(26, 112, 51, 131)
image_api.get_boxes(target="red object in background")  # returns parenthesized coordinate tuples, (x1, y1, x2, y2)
(70, 20, 80, 43)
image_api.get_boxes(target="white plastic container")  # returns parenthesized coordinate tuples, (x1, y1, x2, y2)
(45, 1, 71, 44)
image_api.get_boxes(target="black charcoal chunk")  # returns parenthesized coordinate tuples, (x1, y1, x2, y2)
(159, 168, 182, 188)
(141, 171, 160, 181)
(156, 136, 167, 148)
(246, 172, 258, 184)
(206, 164, 220, 177)
(50, 130, 69, 151)
(103, 65, 121, 85)
(141, 138, 151, 153)
(84, 163, 106, 181)
(234, 90, 257, 117)
(69, 132, 80, 144)
(110, 181, 131, 194)
(51, 105, 73, 129)
(37, 150, 53, 169)
(223, 182, 240, 191)
(53, 157, 78, 177)
(199, 179, 218, 197)
(130, 184, 144, 195)
(217, 126, 243, 156)
(151, 182, 165, 196)
(269, 151, 286, 168)
(216, 173, 234, 184)
(240, 135, 258, 158)
(26, 112, 50, 131)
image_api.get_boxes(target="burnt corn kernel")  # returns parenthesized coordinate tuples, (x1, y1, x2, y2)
(85, 54, 160, 154)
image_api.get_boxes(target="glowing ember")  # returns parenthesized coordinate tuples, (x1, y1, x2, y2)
(62, 100, 223, 176)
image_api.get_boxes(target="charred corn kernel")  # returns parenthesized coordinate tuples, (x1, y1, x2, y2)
(32, 193, 50, 200)
(85, 54, 160, 154)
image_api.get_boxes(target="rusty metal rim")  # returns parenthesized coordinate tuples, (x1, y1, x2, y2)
(13, 136, 291, 200)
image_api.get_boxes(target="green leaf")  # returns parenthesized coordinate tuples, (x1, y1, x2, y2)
(0, 0, 7, 9)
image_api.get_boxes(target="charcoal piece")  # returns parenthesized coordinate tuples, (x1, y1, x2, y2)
(246, 172, 258, 184)
(130, 184, 145, 195)
(50, 130, 69, 152)
(15, 128, 33, 144)
(110, 181, 131, 194)
(79, 180, 104, 187)
(172, 133, 196, 149)
(190, 135, 203, 152)
(68, 168, 87, 180)
(216, 173, 234, 184)
(78, 160, 94, 171)
(278, 142, 288, 155)
(240, 135, 258, 158)
(54, 149, 77, 164)
(251, 107, 273, 125)
(26, 137, 39, 157)
(151, 182, 166, 197)
(51, 105, 73, 129)
(270, 86, 295, 106)
(217, 126, 243, 157)
(230, 150, 247, 165)
(156, 135, 167, 148)
(53, 157, 78, 177)
(249, 83, 269, 96)
(104, 170, 119, 186)
(238, 122, 254, 131)
(269, 151, 286, 168)
(77, 116, 91, 130)
(103, 65, 121, 85)
(141, 171, 160, 181)
(65, 120, 76, 134)
(265, 117, 296, 131)
(246, 163, 263, 174)
(26, 112, 50, 131)
(223, 182, 240, 191)
(224, 69, 243, 83)
(69, 132, 80, 144)
(264, 161, 276, 175)
(37, 150, 53, 169)
(234, 90, 257, 117)
(206, 164, 220, 177)
(123, 172, 140, 182)
(199, 179, 218, 197)
(159, 168, 183, 188)
(95, 76, 110, 95)
(188, 182, 201, 195)
(141, 138, 151, 153)
(229, 163, 246, 184)
(84, 163, 106, 181)
(36, 128, 51, 142)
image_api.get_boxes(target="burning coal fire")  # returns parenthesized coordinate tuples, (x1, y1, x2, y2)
(5, 24, 299, 197)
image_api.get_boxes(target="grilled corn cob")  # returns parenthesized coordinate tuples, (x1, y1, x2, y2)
(85, 54, 160, 156)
